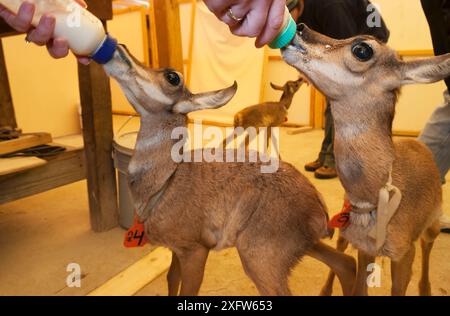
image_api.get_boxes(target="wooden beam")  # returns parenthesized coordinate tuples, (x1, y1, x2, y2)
(0, 133, 52, 155)
(0, 147, 85, 204)
(0, 39, 16, 128)
(148, 0, 160, 68)
(84, 0, 113, 20)
(78, 40, 118, 232)
(0, 156, 47, 177)
(185, 0, 197, 87)
(153, 0, 184, 73)
(392, 130, 420, 137)
(88, 247, 172, 296)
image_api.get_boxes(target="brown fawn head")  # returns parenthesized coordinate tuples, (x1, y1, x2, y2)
(270, 77, 305, 96)
(282, 24, 450, 101)
(104, 45, 238, 117)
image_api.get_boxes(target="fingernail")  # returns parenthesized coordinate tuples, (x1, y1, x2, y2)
(22, 1, 34, 14)
(42, 15, 55, 28)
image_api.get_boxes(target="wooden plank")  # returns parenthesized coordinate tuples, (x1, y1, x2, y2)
(0, 133, 52, 155)
(88, 247, 172, 296)
(0, 156, 47, 176)
(153, 0, 184, 73)
(286, 126, 314, 135)
(0, 39, 16, 128)
(258, 47, 270, 103)
(392, 130, 420, 137)
(148, 0, 160, 68)
(185, 0, 196, 87)
(0, 147, 85, 204)
(78, 41, 119, 232)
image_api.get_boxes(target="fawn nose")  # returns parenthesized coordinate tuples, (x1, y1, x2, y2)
(116, 44, 132, 68)
(297, 23, 306, 35)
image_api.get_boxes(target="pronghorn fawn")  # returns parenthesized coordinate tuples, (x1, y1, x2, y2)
(104, 45, 356, 296)
(223, 78, 305, 150)
(283, 24, 450, 296)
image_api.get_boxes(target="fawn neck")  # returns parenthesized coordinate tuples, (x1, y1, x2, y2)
(127, 112, 186, 212)
(331, 91, 397, 206)
(280, 91, 295, 109)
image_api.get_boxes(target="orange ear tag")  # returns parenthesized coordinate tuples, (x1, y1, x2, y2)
(328, 200, 352, 229)
(124, 216, 148, 248)
(285, 117, 289, 122)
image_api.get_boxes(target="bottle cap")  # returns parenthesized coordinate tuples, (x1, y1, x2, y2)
(91, 34, 118, 64)
(269, 14, 297, 49)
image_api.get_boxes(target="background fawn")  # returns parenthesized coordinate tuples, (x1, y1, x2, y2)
(104, 44, 356, 296)
(283, 24, 450, 296)
(223, 78, 305, 150)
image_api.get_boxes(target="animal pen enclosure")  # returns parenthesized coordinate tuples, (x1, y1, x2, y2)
(0, 0, 449, 299)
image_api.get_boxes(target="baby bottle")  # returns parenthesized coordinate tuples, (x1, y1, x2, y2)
(0, 0, 117, 64)
(268, 7, 297, 49)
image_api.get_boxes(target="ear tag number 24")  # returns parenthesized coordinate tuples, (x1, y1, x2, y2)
(123, 216, 148, 248)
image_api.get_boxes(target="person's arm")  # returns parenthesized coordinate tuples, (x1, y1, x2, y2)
(204, 0, 286, 48)
(0, 0, 89, 63)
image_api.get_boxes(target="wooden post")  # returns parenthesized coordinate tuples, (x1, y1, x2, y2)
(0, 39, 17, 129)
(78, 59, 118, 232)
(78, 1, 118, 232)
(153, 0, 184, 73)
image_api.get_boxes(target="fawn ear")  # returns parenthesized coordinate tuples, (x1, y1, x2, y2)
(270, 82, 284, 91)
(401, 53, 450, 85)
(173, 81, 238, 114)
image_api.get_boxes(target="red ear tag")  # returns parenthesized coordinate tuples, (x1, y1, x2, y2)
(328, 200, 352, 229)
(124, 216, 148, 248)
(285, 117, 288, 122)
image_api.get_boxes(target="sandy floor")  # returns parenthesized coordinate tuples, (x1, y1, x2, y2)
(0, 125, 449, 296)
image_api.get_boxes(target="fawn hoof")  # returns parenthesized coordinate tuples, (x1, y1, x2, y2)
(319, 286, 333, 296)
(419, 280, 431, 296)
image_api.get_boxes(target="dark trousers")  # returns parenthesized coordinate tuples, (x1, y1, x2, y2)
(318, 100, 335, 168)
(421, 0, 450, 90)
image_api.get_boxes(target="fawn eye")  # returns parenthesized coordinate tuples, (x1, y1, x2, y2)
(165, 72, 181, 86)
(351, 42, 373, 62)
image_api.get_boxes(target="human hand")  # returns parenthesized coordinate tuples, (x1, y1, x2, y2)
(204, 0, 286, 48)
(0, 0, 90, 64)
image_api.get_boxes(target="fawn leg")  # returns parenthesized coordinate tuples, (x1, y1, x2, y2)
(391, 245, 415, 296)
(178, 247, 209, 296)
(167, 251, 181, 296)
(238, 248, 292, 296)
(319, 235, 350, 296)
(352, 250, 375, 296)
(267, 127, 272, 153)
(419, 219, 440, 296)
(308, 241, 356, 296)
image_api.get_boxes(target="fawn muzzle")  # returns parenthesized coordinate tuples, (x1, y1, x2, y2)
(116, 44, 133, 68)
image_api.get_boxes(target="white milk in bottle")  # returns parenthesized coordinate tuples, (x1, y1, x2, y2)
(0, 0, 117, 63)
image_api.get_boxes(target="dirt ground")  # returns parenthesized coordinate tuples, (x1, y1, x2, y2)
(1, 125, 449, 296)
